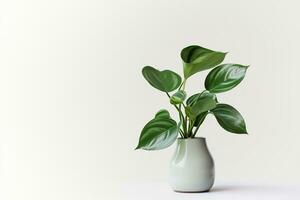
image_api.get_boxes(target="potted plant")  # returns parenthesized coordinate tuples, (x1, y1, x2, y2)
(135, 45, 249, 192)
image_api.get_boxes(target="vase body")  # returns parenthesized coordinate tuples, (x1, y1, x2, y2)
(169, 138, 214, 192)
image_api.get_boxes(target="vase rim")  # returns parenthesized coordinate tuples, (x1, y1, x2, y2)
(178, 137, 206, 140)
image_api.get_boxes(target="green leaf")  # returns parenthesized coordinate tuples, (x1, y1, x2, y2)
(185, 96, 216, 120)
(205, 64, 248, 93)
(170, 90, 186, 104)
(212, 104, 247, 134)
(142, 66, 182, 92)
(136, 110, 178, 150)
(194, 111, 208, 127)
(186, 91, 217, 106)
(181, 45, 227, 79)
(186, 91, 217, 126)
(155, 109, 171, 119)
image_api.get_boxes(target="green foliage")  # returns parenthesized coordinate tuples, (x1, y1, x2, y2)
(136, 45, 250, 150)
(170, 90, 186, 104)
(186, 91, 217, 106)
(186, 91, 217, 127)
(212, 104, 247, 134)
(205, 64, 248, 93)
(142, 66, 181, 92)
(181, 45, 226, 79)
(185, 96, 216, 120)
(193, 111, 208, 128)
(155, 109, 171, 119)
(135, 110, 178, 150)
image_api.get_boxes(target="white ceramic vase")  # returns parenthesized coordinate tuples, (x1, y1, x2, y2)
(169, 137, 215, 192)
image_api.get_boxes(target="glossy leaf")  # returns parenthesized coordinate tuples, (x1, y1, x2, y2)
(142, 66, 182, 92)
(194, 111, 208, 127)
(185, 96, 216, 120)
(181, 45, 226, 79)
(136, 110, 178, 150)
(205, 64, 248, 93)
(212, 104, 247, 134)
(186, 91, 216, 126)
(170, 90, 186, 104)
(155, 109, 170, 119)
(186, 91, 217, 106)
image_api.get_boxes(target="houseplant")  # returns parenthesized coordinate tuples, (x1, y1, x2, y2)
(135, 45, 249, 192)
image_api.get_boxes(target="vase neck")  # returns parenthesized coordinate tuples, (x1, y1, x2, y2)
(178, 137, 206, 145)
(176, 137, 209, 154)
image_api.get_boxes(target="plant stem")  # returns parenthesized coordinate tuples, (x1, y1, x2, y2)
(178, 79, 187, 90)
(175, 105, 187, 137)
(179, 129, 184, 138)
(166, 79, 188, 138)
(187, 119, 195, 137)
(182, 79, 186, 90)
(166, 92, 187, 138)
(183, 115, 188, 135)
(173, 103, 185, 122)
(192, 118, 202, 137)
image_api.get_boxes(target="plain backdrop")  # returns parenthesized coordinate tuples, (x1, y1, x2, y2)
(1, 0, 300, 199)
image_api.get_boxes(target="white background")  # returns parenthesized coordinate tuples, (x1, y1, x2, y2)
(1, 0, 300, 199)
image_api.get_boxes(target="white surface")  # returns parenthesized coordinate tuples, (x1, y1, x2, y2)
(122, 181, 300, 200)
(1, 0, 300, 199)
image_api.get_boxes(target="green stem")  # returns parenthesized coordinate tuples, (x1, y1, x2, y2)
(173, 104, 185, 122)
(178, 79, 187, 90)
(192, 125, 200, 138)
(188, 119, 195, 137)
(182, 79, 186, 90)
(166, 79, 188, 137)
(183, 115, 188, 135)
(192, 116, 204, 137)
(174, 105, 187, 137)
(166, 92, 187, 137)
(178, 82, 184, 90)
(179, 129, 184, 138)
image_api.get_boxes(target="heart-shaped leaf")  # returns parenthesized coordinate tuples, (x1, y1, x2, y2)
(155, 109, 171, 119)
(181, 45, 226, 79)
(186, 91, 217, 126)
(212, 104, 247, 134)
(185, 96, 216, 120)
(142, 66, 182, 92)
(186, 90, 218, 127)
(194, 111, 208, 127)
(136, 110, 178, 150)
(186, 91, 217, 106)
(170, 90, 186, 105)
(205, 64, 249, 93)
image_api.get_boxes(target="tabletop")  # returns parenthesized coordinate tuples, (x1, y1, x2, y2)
(113, 181, 300, 200)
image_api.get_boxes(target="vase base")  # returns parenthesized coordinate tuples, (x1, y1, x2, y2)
(173, 189, 210, 193)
